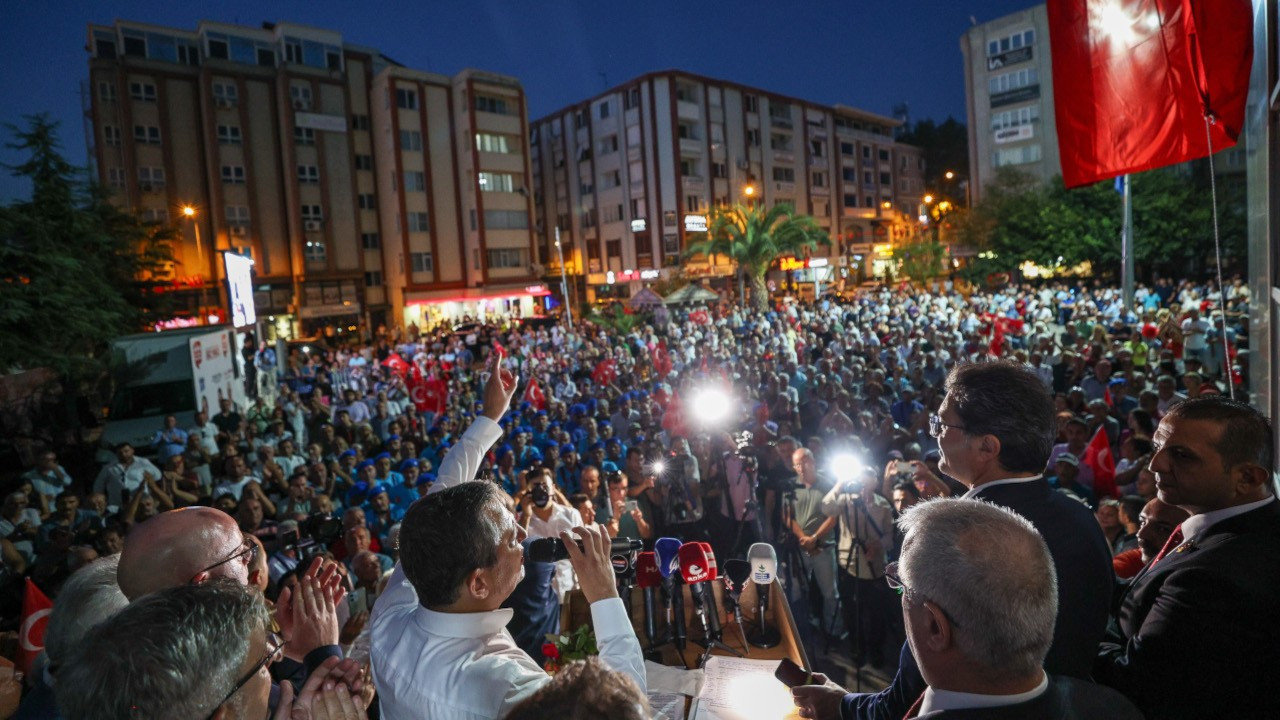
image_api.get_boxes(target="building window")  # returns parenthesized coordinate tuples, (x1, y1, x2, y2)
(475, 133, 512, 153)
(106, 167, 126, 188)
(988, 67, 1038, 95)
(863, 170, 873, 186)
(404, 171, 426, 192)
(988, 29, 1035, 56)
(485, 210, 529, 229)
(712, 162, 728, 179)
(411, 252, 433, 272)
(129, 82, 157, 102)
(290, 85, 312, 111)
(358, 193, 376, 210)
(99, 82, 117, 103)
(685, 195, 703, 213)
(141, 208, 169, 224)
(993, 144, 1043, 167)
(354, 154, 373, 171)
(746, 129, 760, 147)
(843, 194, 858, 207)
(878, 149, 890, 162)
(862, 145, 871, 160)
(601, 170, 621, 189)
(680, 159, 698, 177)
(812, 172, 827, 188)
(842, 168, 857, 182)
(879, 172, 891, 185)
(630, 198, 645, 219)
(486, 248, 525, 269)
(297, 165, 320, 184)
(225, 205, 250, 226)
(257, 48, 276, 66)
(303, 241, 326, 265)
(603, 204, 624, 224)
(840, 142, 854, 156)
(598, 135, 618, 155)
(809, 139, 826, 158)
(635, 233, 652, 259)
(361, 232, 380, 249)
(213, 82, 238, 107)
(663, 234, 679, 254)
(221, 165, 245, 184)
(301, 205, 324, 222)
(582, 209, 598, 228)
(137, 167, 165, 189)
(396, 88, 418, 110)
(606, 239, 622, 259)
(350, 114, 370, 131)
(772, 167, 795, 182)
(990, 105, 1040, 130)
(475, 95, 512, 115)
(407, 212, 429, 232)
(217, 124, 242, 144)
(744, 95, 759, 113)
(294, 126, 315, 145)
(399, 130, 422, 151)
(102, 125, 121, 146)
(478, 172, 516, 193)
(599, 100, 611, 119)
(364, 271, 383, 287)
(865, 195, 875, 207)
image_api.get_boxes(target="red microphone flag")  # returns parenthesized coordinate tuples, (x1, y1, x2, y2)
(1048, 0, 1252, 187)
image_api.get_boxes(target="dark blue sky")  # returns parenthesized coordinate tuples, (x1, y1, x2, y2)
(0, 0, 1036, 202)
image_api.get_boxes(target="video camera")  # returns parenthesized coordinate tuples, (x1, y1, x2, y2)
(278, 512, 343, 562)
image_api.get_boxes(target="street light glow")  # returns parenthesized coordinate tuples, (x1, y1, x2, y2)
(923, 194, 934, 204)
(743, 184, 756, 197)
(944, 171, 955, 180)
(182, 206, 196, 217)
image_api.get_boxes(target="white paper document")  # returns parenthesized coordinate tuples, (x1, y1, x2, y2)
(690, 656, 802, 720)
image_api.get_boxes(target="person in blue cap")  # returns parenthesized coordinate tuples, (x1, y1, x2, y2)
(373, 451, 405, 490)
(420, 426, 447, 469)
(413, 472, 435, 500)
(494, 444, 519, 496)
(556, 444, 582, 495)
(388, 459, 421, 510)
(604, 436, 626, 466)
(574, 418, 600, 455)
(364, 482, 404, 545)
(346, 480, 371, 511)
(585, 441, 607, 470)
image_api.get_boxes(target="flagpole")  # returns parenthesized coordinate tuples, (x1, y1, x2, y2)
(554, 226, 573, 328)
(1121, 174, 1135, 313)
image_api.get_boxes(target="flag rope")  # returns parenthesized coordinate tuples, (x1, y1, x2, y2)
(1203, 114, 1235, 400)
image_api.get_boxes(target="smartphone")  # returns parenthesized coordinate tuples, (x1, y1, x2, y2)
(894, 460, 913, 476)
(774, 657, 814, 688)
(623, 499, 639, 514)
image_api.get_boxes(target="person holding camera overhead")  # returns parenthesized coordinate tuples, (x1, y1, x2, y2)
(822, 462, 894, 672)
(517, 467, 582, 601)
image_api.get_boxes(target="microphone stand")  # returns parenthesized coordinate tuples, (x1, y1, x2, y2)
(690, 583, 743, 667)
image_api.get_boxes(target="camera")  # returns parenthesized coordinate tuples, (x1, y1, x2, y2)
(278, 512, 343, 562)
(530, 484, 550, 508)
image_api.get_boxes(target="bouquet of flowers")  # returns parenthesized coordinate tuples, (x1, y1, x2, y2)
(541, 625, 598, 674)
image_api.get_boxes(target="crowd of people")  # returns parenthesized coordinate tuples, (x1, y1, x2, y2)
(0, 274, 1273, 719)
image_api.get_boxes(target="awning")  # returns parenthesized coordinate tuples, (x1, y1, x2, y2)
(406, 284, 549, 307)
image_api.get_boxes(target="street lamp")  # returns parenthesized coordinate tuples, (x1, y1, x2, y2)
(182, 205, 212, 319)
(944, 170, 955, 180)
(923, 194, 934, 204)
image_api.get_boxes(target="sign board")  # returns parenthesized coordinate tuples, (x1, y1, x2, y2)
(298, 303, 361, 319)
(994, 125, 1034, 144)
(987, 46, 1033, 71)
(294, 112, 349, 133)
(779, 257, 829, 271)
(189, 329, 237, 418)
(630, 219, 647, 232)
(684, 214, 708, 232)
(223, 252, 256, 328)
(991, 85, 1041, 108)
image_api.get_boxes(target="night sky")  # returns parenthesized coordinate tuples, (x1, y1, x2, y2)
(0, 0, 1037, 202)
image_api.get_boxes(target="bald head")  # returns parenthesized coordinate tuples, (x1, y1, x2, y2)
(117, 507, 247, 600)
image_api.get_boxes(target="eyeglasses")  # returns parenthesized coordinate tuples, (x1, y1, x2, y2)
(193, 537, 258, 581)
(205, 630, 285, 719)
(928, 413, 965, 439)
(885, 561, 961, 628)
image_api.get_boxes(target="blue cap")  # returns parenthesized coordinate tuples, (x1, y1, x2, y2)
(570, 403, 587, 416)
(399, 458, 420, 472)
(598, 419, 611, 427)
(633, 433, 646, 443)
(340, 449, 357, 459)
(368, 482, 389, 498)
(356, 460, 374, 471)
(497, 443, 514, 457)
(346, 482, 369, 504)
(386, 434, 400, 441)
(600, 461, 620, 473)
(606, 437, 622, 447)
(560, 443, 576, 456)
(536, 410, 548, 416)
(375, 452, 392, 461)
(1109, 377, 1128, 386)
(416, 473, 436, 486)
(589, 441, 605, 451)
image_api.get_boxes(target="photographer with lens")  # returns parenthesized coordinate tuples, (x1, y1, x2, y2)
(822, 464, 894, 672)
(518, 467, 583, 601)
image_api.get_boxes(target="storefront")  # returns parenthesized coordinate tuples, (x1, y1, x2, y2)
(403, 284, 552, 328)
(585, 268, 664, 304)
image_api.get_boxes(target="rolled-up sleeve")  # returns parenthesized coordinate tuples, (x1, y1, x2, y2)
(589, 597, 647, 693)
(430, 417, 503, 493)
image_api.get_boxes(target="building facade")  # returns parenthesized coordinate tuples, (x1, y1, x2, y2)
(960, 5, 1061, 204)
(529, 71, 926, 302)
(86, 19, 541, 336)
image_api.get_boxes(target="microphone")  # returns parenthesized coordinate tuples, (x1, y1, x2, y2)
(722, 558, 752, 651)
(747, 542, 781, 648)
(654, 537, 686, 652)
(526, 536, 643, 563)
(635, 552, 661, 650)
(696, 542, 723, 640)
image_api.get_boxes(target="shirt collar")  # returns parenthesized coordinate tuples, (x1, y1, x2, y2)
(920, 672, 1049, 716)
(962, 475, 1043, 499)
(414, 605, 514, 639)
(1181, 496, 1276, 543)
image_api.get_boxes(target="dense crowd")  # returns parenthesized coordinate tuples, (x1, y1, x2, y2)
(0, 274, 1267, 719)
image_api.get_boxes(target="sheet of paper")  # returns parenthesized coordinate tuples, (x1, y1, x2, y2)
(690, 656, 802, 720)
(645, 659, 704, 696)
(648, 691, 687, 720)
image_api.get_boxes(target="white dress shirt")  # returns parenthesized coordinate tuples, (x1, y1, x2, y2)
(374, 414, 646, 720)
(93, 457, 161, 512)
(527, 503, 584, 601)
(919, 672, 1048, 717)
(962, 474, 1043, 499)
(1180, 496, 1276, 544)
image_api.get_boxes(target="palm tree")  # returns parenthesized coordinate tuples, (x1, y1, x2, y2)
(684, 202, 830, 312)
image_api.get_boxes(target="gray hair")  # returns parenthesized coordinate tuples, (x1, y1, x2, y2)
(45, 555, 129, 676)
(55, 579, 268, 720)
(897, 498, 1058, 681)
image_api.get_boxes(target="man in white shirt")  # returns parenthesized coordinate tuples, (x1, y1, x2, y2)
(518, 467, 583, 601)
(93, 443, 161, 513)
(370, 354, 646, 720)
(793, 498, 1141, 720)
(1180, 307, 1211, 367)
(187, 410, 221, 455)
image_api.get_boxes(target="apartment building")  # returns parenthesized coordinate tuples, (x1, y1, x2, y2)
(960, 6, 1062, 203)
(86, 19, 540, 335)
(529, 71, 925, 301)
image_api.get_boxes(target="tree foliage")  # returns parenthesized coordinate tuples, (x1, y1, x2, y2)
(684, 203, 829, 312)
(898, 117, 970, 202)
(0, 114, 175, 381)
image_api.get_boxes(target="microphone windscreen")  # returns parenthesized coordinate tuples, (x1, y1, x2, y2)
(723, 558, 751, 590)
(654, 537, 682, 579)
(697, 542, 718, 580)
(636, 552, 662, 589)
(677, 542, 713, 585)
(748, 542, 777, 584)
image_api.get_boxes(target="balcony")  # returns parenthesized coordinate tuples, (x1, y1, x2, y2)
(771, 150, 795, 164)
(683, 175, 706, 192)
(677, 99, 700, 121)
(679, 137, 703, 154)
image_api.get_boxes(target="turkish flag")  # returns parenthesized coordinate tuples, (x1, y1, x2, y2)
(18, 578, 52, 676)
(592, 358, 617, 386)
(1084, 426, 1118, 498)
(523, 377, 547, 411)
(382, 353, 410, 377)
(689, 310, 710, 325)
(1048, 0, 1252, 187)
(652, 341, 673, 379)
(408, 366, 447, 414)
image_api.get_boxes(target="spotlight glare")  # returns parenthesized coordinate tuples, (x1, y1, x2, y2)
(829, 453, 863, 485)
(650, 459, 667, 476)
(690, 387, 734, 425)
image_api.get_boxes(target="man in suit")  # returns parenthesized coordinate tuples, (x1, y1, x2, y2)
(794, 499, 1141, 719)
(1096, 396, 1280, 719)
(814, 361, 1115, 720)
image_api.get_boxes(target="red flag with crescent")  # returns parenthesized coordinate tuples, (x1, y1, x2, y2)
(18, 578, 52, 676)
(523, 377, 547, 411)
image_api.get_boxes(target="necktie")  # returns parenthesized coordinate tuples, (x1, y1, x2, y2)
(1152, 524, 1185, 564)
(903, 691, 925, 720)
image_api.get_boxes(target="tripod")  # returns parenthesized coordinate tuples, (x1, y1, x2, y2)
(726, 455, 766, 559)
(830, 492, 884, 694)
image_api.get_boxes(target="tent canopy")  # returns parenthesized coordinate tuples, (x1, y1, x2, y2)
(663, 284, 720, 305)
(628, 287, 666, 308)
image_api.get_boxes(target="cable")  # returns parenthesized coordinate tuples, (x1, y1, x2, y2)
(1203, 114, 1234, 400)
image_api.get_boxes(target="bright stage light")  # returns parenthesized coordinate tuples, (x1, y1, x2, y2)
(690, 387, 735, 426)
(650, 459, 667, 476)
(829, 453, 863, 485)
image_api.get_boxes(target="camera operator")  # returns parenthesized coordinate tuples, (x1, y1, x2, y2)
(605, 466, 653, 542)
(784, 448, 840, 636)
(822, 465, 894, 671)
(517, 467, 583, 601)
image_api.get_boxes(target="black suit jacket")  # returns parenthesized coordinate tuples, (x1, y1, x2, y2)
(1096, 499, 1280, 719)
(844, 478, 1114, 720)
(910, 676, 1142, 719)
